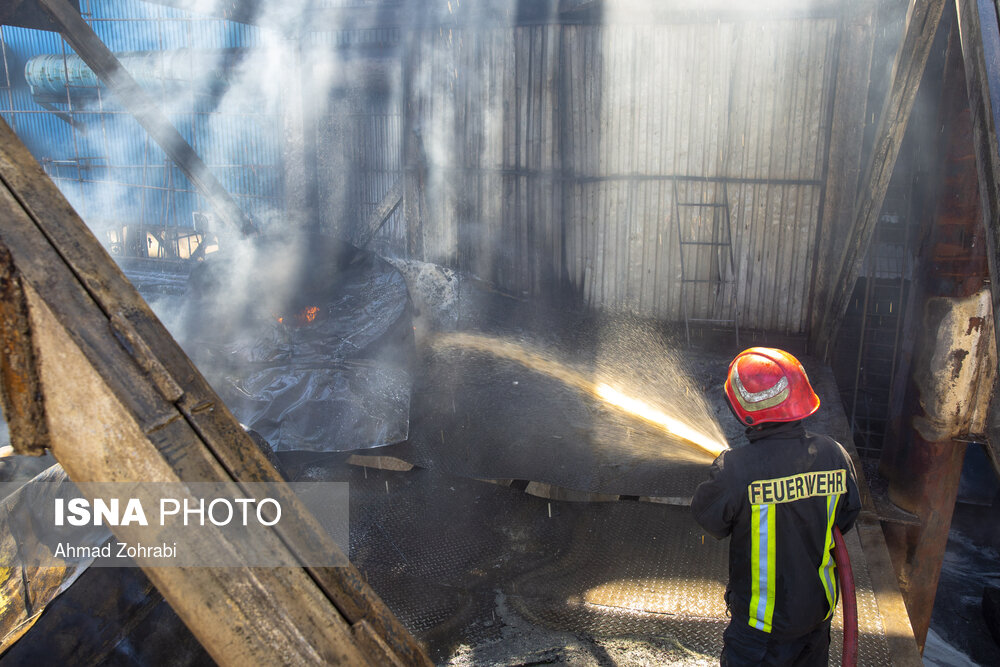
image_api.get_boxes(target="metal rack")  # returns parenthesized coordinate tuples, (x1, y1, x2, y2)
(844, 194, 912, 461)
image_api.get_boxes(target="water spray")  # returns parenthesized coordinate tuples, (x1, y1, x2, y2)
(432, 332, 728, 460)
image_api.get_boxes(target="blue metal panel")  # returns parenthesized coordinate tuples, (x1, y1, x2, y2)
(0, 0, 279, 235)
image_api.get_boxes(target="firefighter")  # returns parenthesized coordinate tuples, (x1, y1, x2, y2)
(691, 347, 861, 666)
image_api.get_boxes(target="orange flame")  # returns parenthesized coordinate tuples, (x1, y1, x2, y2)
(275, 306, 320, 327)
(300, 306, 319, 324)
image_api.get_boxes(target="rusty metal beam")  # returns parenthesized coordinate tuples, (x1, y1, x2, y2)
(880, 17, 997, 650)
(812, 0, 946, 358)
(956, 0, 1000, 336)
(955, 0, 1000, 432)
(35, 0, 254, 237)
(0, 116, 430, 665)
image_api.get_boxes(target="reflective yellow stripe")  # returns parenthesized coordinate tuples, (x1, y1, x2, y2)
(749, 503, 777, 633)
(819, 494, 840, 618)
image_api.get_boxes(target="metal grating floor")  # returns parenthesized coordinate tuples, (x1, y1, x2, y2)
(302, 316, 897, 665)
(283, 459, 894, 665)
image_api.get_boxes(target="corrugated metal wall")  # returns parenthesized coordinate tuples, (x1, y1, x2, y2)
(406, 18, 838, 332)
(1, 3, 840, 333)
(0, 0, 280, 243)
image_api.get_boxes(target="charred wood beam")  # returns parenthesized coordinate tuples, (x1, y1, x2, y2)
(0, 0, 30, 24)
(813, 0, 946, 359)
(0, 245, 49, 456)
(35, 0, 255, 237)
(0, 117, 430, 666)
(0, 0, 79, 31)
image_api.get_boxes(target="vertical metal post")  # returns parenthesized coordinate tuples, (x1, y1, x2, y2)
(849, 259, 874, 442)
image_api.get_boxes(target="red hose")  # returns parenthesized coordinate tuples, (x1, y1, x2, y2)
(832, 525, 858, 667)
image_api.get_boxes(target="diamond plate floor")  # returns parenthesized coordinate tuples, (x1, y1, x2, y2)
(282, 458, 894, 665)
(280, 316, 904, 665)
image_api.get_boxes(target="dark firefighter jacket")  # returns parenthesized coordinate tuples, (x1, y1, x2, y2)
(690, 421, 862, 639)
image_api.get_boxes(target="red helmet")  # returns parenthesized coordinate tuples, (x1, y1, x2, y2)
(724, 347, 819, 425)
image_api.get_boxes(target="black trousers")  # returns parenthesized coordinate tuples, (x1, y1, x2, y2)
(720, 617, 832, 667)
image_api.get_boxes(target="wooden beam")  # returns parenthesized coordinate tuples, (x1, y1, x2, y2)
(813, 0, 946, 358)
(0, 117, 431, 666)
(0, 0, 80, 31)
(35, 0, 255, 237)
(0, 244, 49, 456)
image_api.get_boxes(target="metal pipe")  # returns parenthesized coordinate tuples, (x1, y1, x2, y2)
(25, 50, 236, 97)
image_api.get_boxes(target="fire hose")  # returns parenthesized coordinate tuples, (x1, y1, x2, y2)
(832, 525, 858, 667)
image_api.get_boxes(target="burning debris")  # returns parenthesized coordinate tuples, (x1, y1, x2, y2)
(161, 234, 415, 452)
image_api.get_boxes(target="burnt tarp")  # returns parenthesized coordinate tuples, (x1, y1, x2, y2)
(133, 235, 414, 452)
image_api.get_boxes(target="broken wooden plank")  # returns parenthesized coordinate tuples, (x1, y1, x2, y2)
(0, 116, 431, 666)
(346, 453, 413, 472)
(812, 0, 946, 357)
